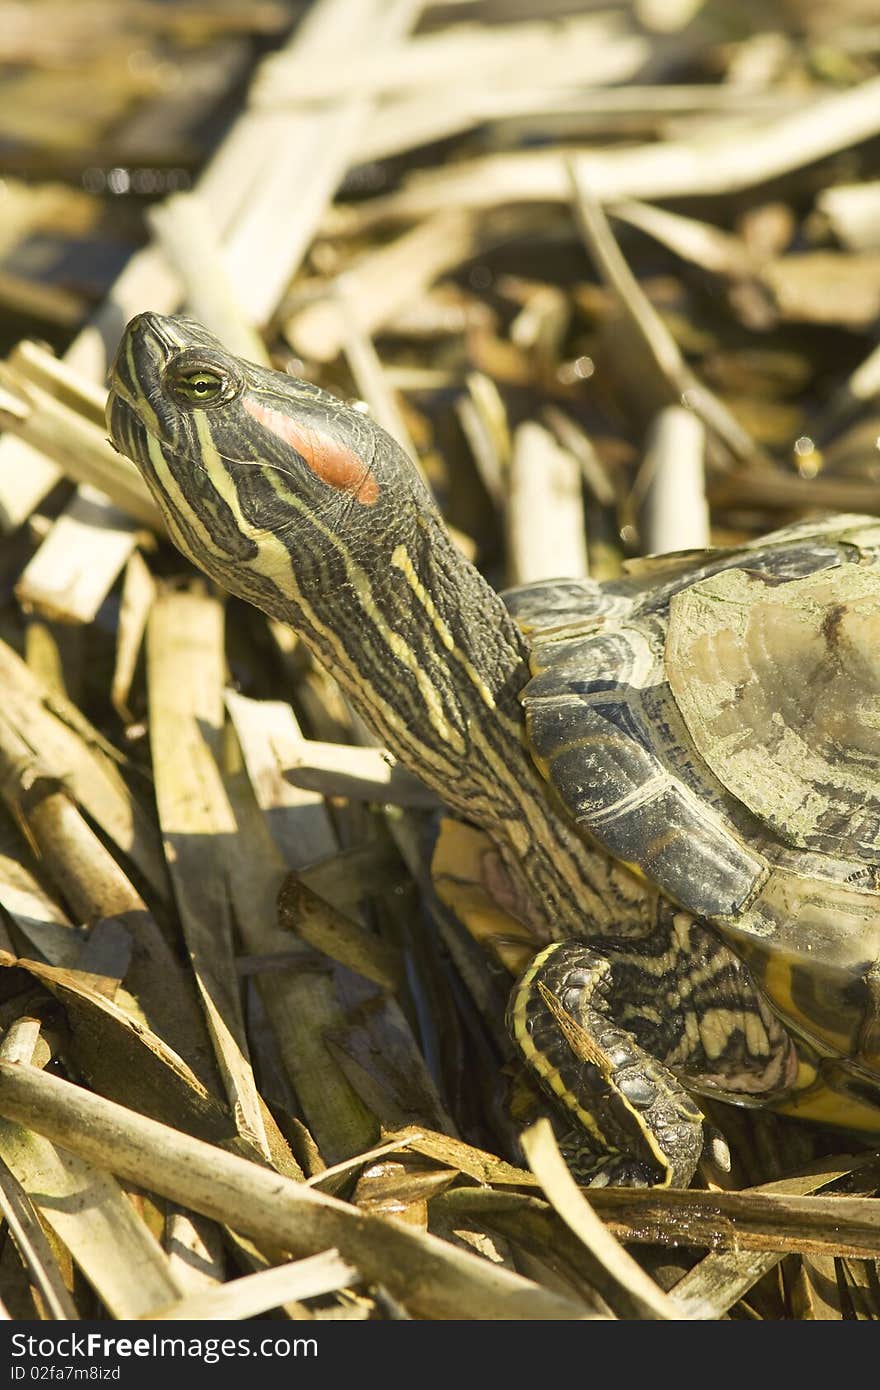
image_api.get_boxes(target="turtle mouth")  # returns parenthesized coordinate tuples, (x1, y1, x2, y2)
(106, 329, 187, 465)
(106, 390, 151, 472)
(105, 372, 139, 415)
(106, 310, 185, 437)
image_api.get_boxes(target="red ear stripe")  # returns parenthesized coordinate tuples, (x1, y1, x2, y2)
(243, 396, 379, 506)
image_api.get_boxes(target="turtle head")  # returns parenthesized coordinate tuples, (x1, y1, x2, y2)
(106, 312, 442, 611)
(107, 313, 534, 800)
(106, 313, 644, 1028)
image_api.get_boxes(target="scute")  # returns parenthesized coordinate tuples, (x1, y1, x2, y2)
(526, 692, 765, 920)
(512, 517, 880, 1095)
(665, 563, 880, 862)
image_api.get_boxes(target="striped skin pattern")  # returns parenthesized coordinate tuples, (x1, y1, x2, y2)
(108, 314, 880, 1186)
(107, 315, 652, 948)
(507, 940, 706, 1187)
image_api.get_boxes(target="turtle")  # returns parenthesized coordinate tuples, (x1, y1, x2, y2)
(106, 311, 880, 1188)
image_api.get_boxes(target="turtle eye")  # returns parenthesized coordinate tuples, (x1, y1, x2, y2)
(164, 360, 239, 408)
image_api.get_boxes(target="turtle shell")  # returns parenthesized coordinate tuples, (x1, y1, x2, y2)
(504, 515, 880, 1103)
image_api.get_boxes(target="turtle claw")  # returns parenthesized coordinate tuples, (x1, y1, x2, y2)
(556, 1135, 663, 1188)
(509, 941, 706, 1188)
(703, 1124, 732, 1174)
(586, 1159, 660, 1189)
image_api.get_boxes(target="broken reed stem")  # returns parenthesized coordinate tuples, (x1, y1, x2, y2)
(0, 1060, 590, 1321)
(332, 73, 880, 229)
(637, 405, 709, 554)
(0, 714, 141, 923)
(277, 877, 404, 991)
(506, 420, 588, 584)
(568, 168, 757, 467)
(0, 366, 164, 532)
(147, 194, 271, 365)
(280, 738, 437, 806)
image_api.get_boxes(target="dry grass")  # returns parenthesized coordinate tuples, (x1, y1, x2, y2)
(0, 0, 879, 1321)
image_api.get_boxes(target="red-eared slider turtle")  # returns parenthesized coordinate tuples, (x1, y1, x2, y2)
(107, 312, 880, 1187)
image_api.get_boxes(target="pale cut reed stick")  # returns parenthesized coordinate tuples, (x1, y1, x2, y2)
(147, 589, 287, 1167)
(284, 209, 478, 362)
(0, 1026, 78, 1320)
(224, 690, 383, 1164)
(816, 179, 880, 252)
(163, 1208, 227, 1295)
(255, 12, 647, 105)
(0, 1061, 593, 1321)
(507, 421, 588, 584)
(328, 74, 880, 228)
(669, 1158, 880, 1319)
(0, 365, 164, 531)
(638, 406, 709, 555)
(148, 194, 271, 363)
(281, 738, 438, 807)
(357, 86, 803, 165)
(0, 1044, 187, 1318)
(522, 1119, 681, 1321)
(223, 0, 425, 324)
(148, 1249, 358, 1321)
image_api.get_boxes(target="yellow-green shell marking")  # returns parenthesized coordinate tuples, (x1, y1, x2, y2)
(666, 563, 880, 862)
(512, 516, 880, 1123)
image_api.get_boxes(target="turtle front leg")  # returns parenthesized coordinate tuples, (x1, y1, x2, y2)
(508, 907, 799, 1186)
(508, 941, 710, 1186)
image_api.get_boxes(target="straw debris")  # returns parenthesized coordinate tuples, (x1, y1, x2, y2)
(1, 0, 879, 1324)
